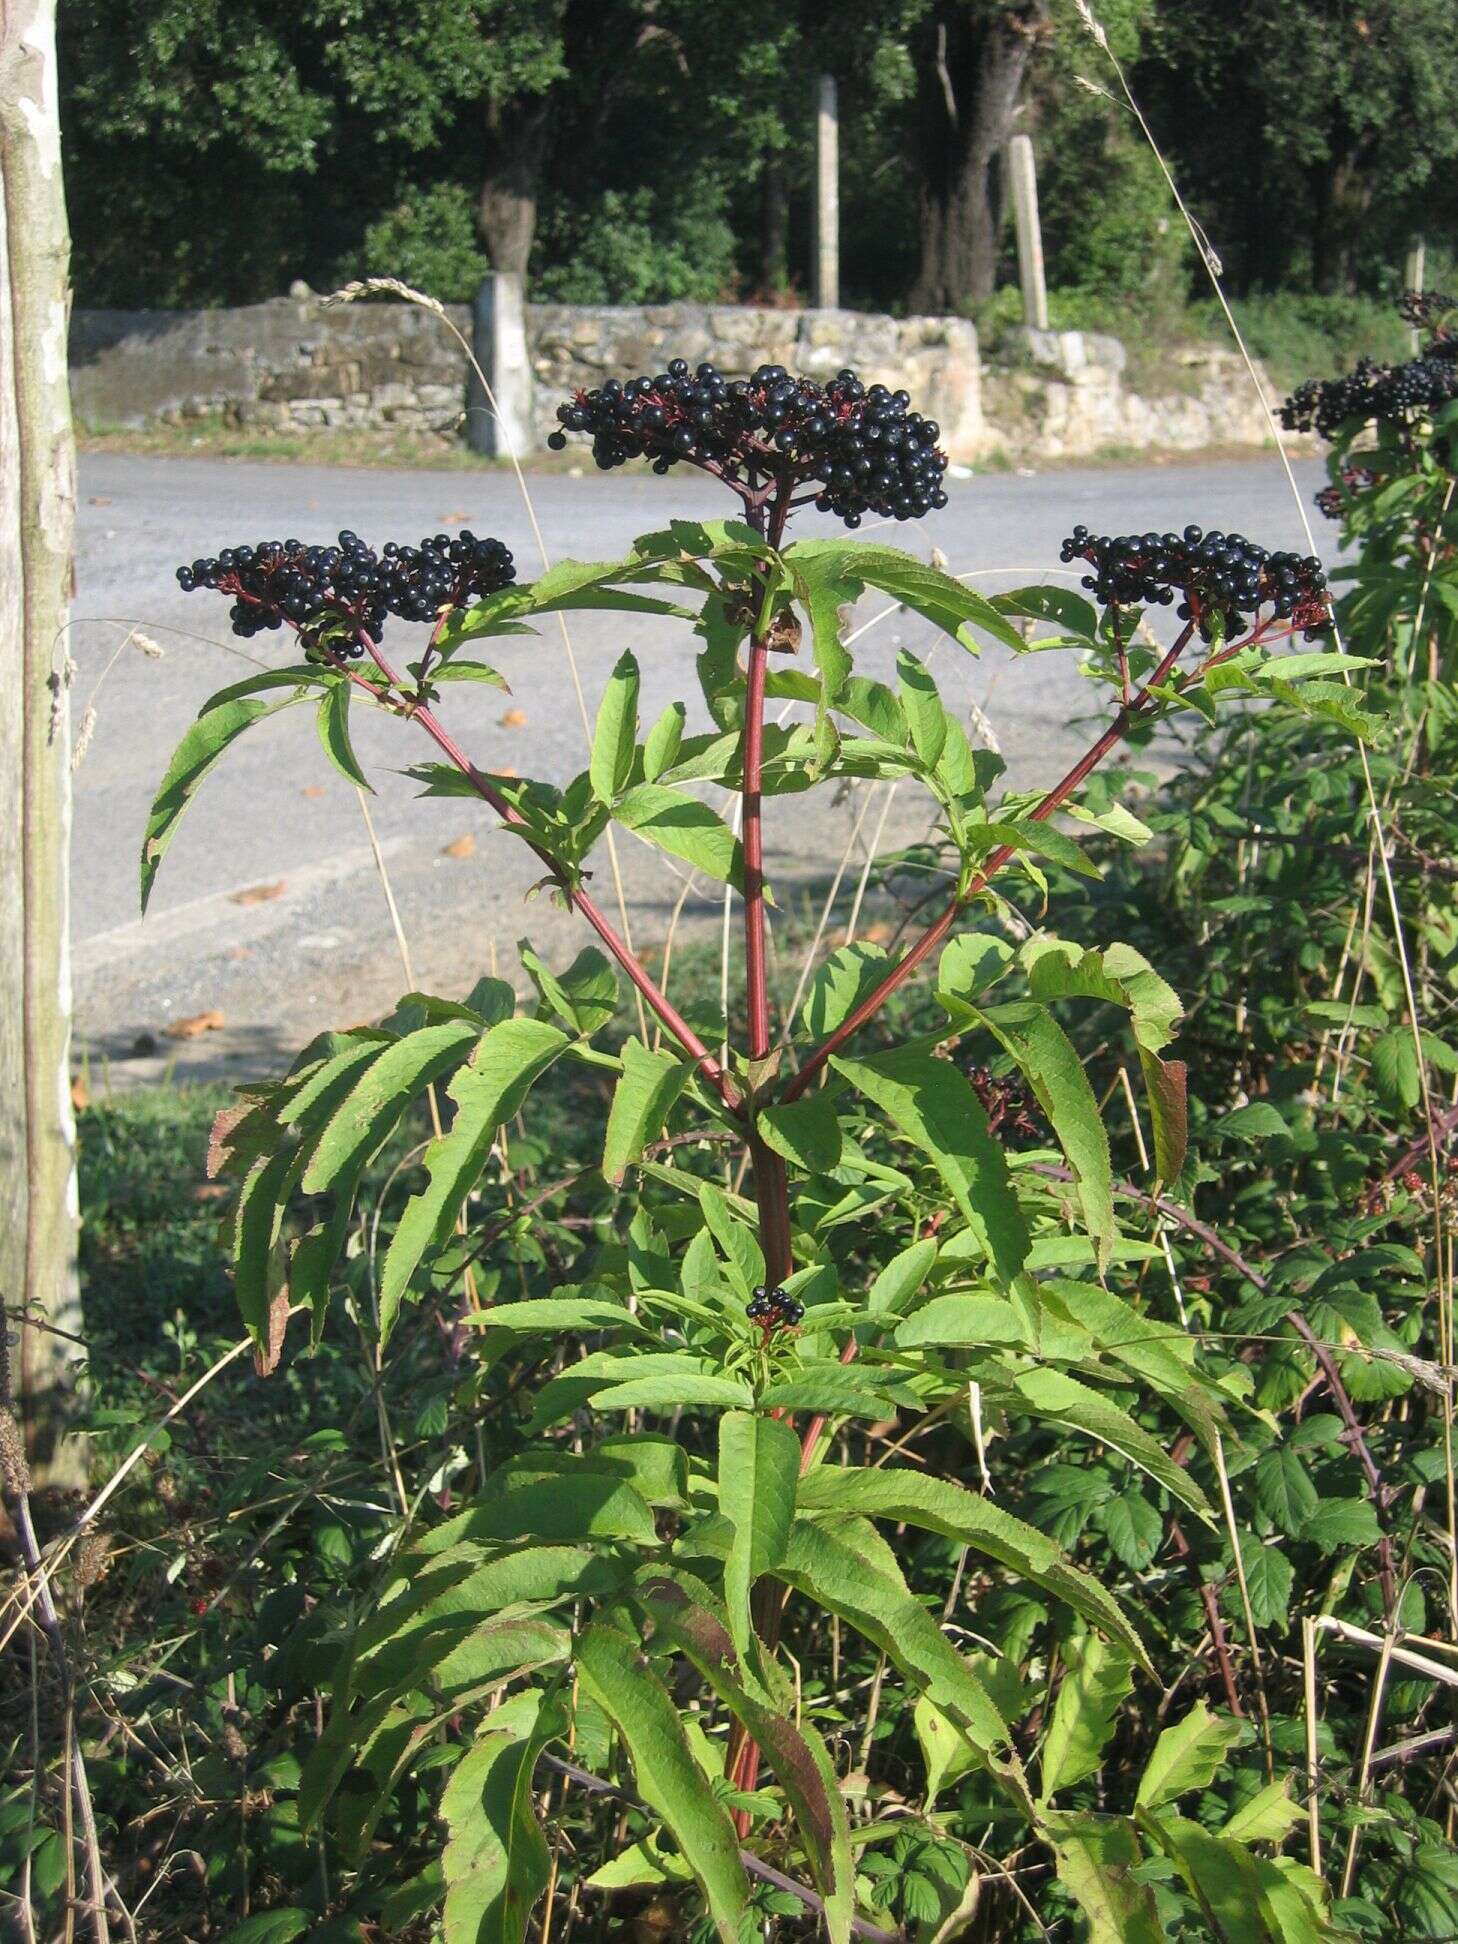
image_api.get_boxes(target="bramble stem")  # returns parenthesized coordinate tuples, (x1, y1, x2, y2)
(784, 620, 1200, 1101)
(349, 630, 741, 1110)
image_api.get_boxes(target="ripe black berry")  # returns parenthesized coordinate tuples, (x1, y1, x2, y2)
(1058, 524, 1329, 641)
(175, 530, 515, 645)
(550, 362, 950, 529)
(746, 1284, 805, 1332)
(1280, 355, 1458, 441)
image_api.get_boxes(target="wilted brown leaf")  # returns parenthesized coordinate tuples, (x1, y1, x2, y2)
(70, 1075, 90, 1112)
(192, 1182, 230, 1203)
(500, 708, 528, 729)
(301, 784, 327, 799)
(166, 1008, 226, 1040)
(439, 510, 472, 525)
(442, 832, 476, 859)
(229, 880, 286, 906)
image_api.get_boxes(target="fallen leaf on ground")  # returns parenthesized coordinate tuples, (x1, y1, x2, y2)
(229, 880, 286, 906)
(494, 765, 518, 778)
(439, 510, 472, 524)
(192, 1183, 230, 1203)
(225, 946, 253, 962)
(71, 1075, 91, 1111)
(166, 1009, 226, 1040)
(88, 495, 113, 507)
(500, 708, 528, 729)
(301, 784, 327, 799)
(442, 832, 476, 859)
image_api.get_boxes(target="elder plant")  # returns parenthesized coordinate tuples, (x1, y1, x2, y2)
(147, 360, 1361, 1940)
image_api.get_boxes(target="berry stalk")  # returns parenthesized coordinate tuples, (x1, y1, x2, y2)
(785, 618, 1201, 1102)
(350, 628, 741, 1110)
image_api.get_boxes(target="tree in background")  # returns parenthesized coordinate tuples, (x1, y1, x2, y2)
(1, 0, 84, 1488)
(1138, 0, 1458, 294)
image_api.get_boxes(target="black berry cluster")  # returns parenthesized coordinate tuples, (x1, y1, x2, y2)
(964, 1065, 1042, 1145)
(176, 530, 515, 645)
(548, 361, 949, 527)
(1398, 289, 1458, 344)
(1315, 463, 1378, 521)
(1059, 524, 1329, 639)
(1279, 355, 1458, 440)
(746, 1284, 805, 1333)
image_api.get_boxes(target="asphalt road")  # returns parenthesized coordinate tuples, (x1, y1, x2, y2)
(70, 450, 1329, 1085)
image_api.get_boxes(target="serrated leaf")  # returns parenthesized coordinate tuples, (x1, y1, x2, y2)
(643, 700, 686, 780)
(1043, 1812, 1163, 1944)
(142, 684, 317, 909)
(993, 584, 1099, 638)
(635, 1575, 854, 1944)
(303, 1020, 479, 1194)
(719, 1413, 800, 1662)
(1012, 1368, 1212, 1518)
(1135, 1700, 1243, 1812)
(758, 1371, 901, 1417)
(1215, 1102, 1290, 1140)
(897, 650, 948, 767)
(316, 676, 371, 790)
(756, 1095, 842, 1173)
(977, 999, 1116, 1269)
(1040, 1634, 1135, 1801)
(786, 539, 1029, 654)
(614, 784, 745, 888)
(1095, 1490, 1164, 1571)
(832, 1049, 1030, 1289)
(379, 1019, 569, 1337)
(590, 650, 640, 803)
(1303, 1497, 1381, 1552)
(1235, 1536, 1294, 1628)
(1136, 1814, 1284, 1944)
(574, 1623, 749, 1943)
(796, 1467, 1150, 1670)
(1253, 1446, 1319, 1538)
(602, 1038, 693, 1185)
(894, 1294, 1024, 1346)
(441, 1690, 566, 1944)
(1221, 1779, 1306, 1846)
(590, 1373, 755, 1414)
(774, 1519, 1030, 1807)
(799, 942, 890, 1036)
(867, 1239, 939, 1315)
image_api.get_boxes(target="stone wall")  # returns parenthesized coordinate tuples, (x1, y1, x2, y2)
(69, 295, 1287, 463)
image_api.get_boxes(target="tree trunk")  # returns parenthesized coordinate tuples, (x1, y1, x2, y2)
(0, 0, 83, 1490)
(909, 1, 1050, 315)
(478, 94, 553, 279)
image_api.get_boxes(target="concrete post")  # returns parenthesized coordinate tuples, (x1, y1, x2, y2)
(1406, 235, 1426, 352)
(1006, 134, 1049, 333)
(467, 270, 535, 458)
(814, 74, 840, 311)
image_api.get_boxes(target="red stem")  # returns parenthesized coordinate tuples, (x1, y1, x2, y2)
(784, 621, 1199, 1102)
(351, 629, 741, 1110)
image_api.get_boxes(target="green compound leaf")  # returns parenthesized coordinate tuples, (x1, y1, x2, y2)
(441, 1688, 567, 1944)
(796, 1467, 1150, 1672)
(316, 675, 372, 790)
(719, 1412, 800, 1663)
(1039, 1634, 1136, 1801)
(614, 783, 746, 889)
(636, 1573, 854, 1944)
(602, 1038, 694, 1185)
(832, 1048, 1030, 1289)
(589, 649, 641, 804)
(379, 1019, 569, 1338)
(756, 1094, 843, 1173)
(574, 1622, 749, 1944)
(303, 1020, 480, 1194)
(1135, 1700, 1244, 1813)
(141, 678, 322, 910)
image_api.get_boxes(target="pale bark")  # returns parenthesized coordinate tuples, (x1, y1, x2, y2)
(0, 0, 83, 1487)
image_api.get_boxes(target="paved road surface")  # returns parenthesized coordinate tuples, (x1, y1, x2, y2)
(70, 451, 1328, 1085)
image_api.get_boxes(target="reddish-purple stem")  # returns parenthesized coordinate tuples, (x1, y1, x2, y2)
(783, 620, 1200, 1102)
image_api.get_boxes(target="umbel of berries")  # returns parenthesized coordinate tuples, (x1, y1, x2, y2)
(1059, 524, 1329, 642)
(177, 529, 516, 646)
(549, 360, 949, 532)
(747, 1285, 806, 1333)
